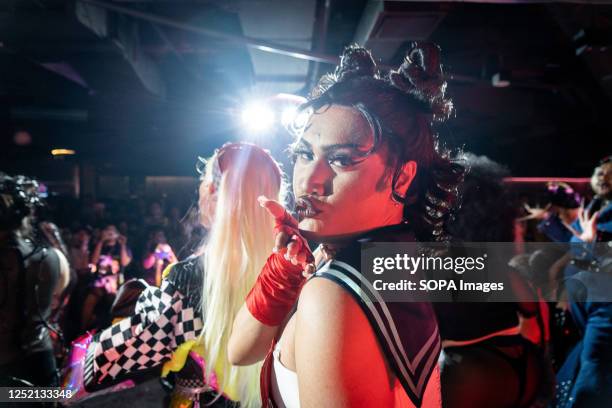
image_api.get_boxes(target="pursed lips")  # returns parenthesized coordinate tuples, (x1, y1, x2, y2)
(295, 196, 324, 219)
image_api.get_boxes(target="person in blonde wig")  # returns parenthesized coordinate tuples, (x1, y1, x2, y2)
(199, 142, 285, 406)
(78, 142, 284, 408)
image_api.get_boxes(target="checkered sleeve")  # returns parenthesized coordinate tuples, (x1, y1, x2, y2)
(83, 279, 203, 390)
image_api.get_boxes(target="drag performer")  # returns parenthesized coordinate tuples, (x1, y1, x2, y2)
(436, 154, 554, 408)
(0, 173, 68, 387)
(554, 156, 612, 407)
(74, 143, 285, 407)
(229, 44, 463, 407)
(521, 182, 582, 243)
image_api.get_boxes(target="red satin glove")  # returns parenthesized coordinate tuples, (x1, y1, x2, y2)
(245, 197, 314, 326)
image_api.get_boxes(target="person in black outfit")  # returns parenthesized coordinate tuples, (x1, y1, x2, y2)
(0, 173, 63, 387)
(435, 154, 554, 407)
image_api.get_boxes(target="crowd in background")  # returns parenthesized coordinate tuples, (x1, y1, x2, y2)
(2, 36, 610, 407)
(2, 152, 610, 405)
(36, 194, 205, 343)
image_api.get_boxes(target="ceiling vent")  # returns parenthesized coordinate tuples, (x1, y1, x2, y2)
(354, 1, 446, 62)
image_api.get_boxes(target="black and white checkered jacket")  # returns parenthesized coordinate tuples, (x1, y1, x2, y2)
(83, 257, 203, 391)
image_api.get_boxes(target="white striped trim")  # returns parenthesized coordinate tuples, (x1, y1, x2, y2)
(327, 260, 439, 373)
(317, 260, 439, 397)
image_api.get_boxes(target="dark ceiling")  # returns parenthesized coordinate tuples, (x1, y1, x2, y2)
(1, 0, 611, 180)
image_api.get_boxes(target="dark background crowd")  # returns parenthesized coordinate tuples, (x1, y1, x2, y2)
(23, 165, 602, 362)
(1, 1, 612, 406)
(3, 155, 610, 407)
(42, 192, 205, 340)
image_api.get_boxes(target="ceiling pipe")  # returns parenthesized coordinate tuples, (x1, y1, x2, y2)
(79, 0, 340, 64)
(78, 0, 560, 90)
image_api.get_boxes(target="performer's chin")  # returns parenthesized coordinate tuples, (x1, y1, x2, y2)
(298, 217, 325, 240)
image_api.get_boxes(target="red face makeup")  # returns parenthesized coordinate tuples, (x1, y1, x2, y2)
(292, 105, 405, 240)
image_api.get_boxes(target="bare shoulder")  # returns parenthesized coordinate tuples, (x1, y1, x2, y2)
(295, 275, 382, 359)
(297, 276, 364, 326)
(293, 275, 394, 406)
(299, 275, 350, 305)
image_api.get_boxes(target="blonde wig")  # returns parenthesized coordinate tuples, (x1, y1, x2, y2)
(199, 143, 284, 407)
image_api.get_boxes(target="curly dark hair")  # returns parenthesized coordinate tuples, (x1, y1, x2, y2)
(446, 154, 517, 242)
(297, 43, 464, 241)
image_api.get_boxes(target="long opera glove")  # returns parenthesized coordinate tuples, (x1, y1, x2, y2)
(245, 197, 313, 326)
